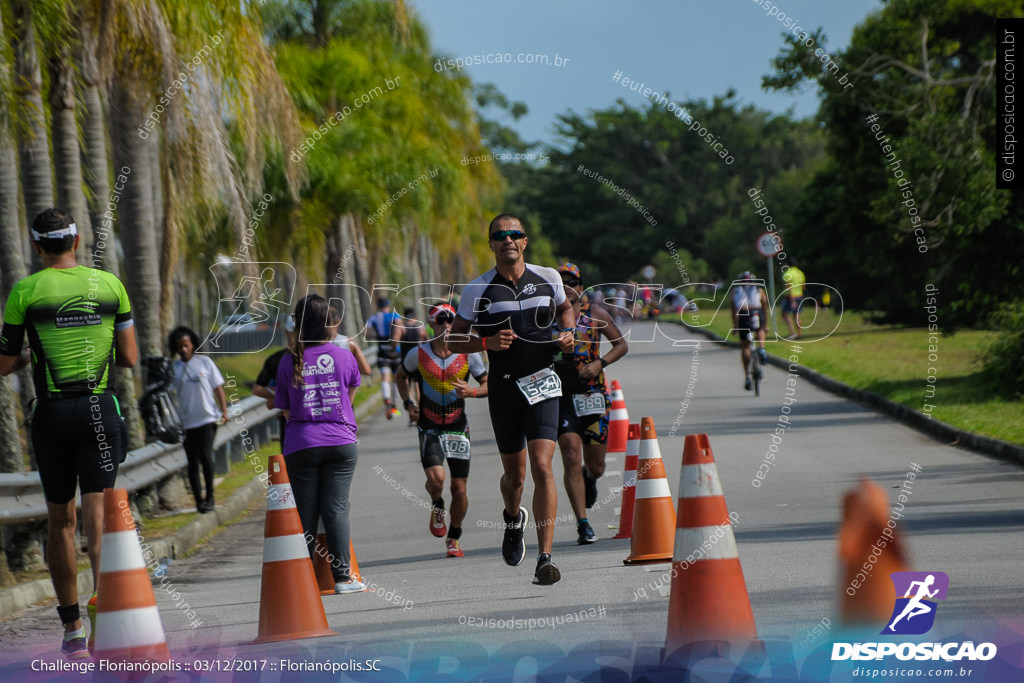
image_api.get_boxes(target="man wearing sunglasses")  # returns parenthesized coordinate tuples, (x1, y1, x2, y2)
(449, 214, 575, 585)
(396, 304, 488, 558)
(554, 263, 628, 545)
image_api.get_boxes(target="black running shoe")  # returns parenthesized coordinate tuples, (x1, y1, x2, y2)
(582, 466, 598, 508)
(533, 553, 561, 585)
(577, 519, 597, 544)
(501, 507, 529, 566)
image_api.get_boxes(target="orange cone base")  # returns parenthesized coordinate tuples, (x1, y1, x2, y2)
(254, 562, 337, 643)
(612, 486, 637, 540)
(624, 499, 676, 564)
(664, 559, 757, 650)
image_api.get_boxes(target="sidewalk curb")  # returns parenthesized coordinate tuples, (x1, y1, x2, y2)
(677, 322, 1024, 467)
(0, 393, 384, 620)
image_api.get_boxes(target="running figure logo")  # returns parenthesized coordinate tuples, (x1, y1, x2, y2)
(203, 262, 294, 353)
(882, 571, 949, 635)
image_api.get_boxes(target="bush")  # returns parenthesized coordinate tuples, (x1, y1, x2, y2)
(982, 301, 1024, 398)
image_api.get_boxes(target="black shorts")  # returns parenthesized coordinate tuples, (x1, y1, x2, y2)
(376, 348, 401, 372)
(736, 311, 764, 338)
(557, 392, 611, 445)
(783, 296, 804, 314)
(418, 427, 471, 479)
(32, 395, 125, 504)
(486, 378, 560, 454)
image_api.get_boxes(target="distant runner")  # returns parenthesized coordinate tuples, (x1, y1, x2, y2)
(553, 263, 628, 544)
(396, 304, 488, 558)
(365, 297, 404, 419)
(730, 271, 769, 391)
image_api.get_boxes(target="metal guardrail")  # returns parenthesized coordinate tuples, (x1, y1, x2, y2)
(0, 396, 273, 525)
(0, 341, 382, 525)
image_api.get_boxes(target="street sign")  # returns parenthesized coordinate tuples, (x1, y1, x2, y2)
(642, 265, 656, 280)
(756, 232, 782, 258)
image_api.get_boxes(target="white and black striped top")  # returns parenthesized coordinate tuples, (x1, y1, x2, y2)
(457, 263, 567, 380)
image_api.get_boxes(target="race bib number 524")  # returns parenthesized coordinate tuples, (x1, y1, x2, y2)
(516, 368, 562, 405)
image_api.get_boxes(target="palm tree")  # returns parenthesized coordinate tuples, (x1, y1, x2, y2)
(0, 6, 28, 471)
(11, 0, 54, 274)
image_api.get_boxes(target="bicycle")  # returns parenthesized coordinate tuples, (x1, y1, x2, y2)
(745, 331, 763, 397)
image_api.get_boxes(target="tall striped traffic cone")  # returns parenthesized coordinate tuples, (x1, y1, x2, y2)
(93, 488, 170, 662)
(838, 478, 910, 626)
(607, 381, 630, 454)
(665, 434, 757, 657)
(613, 423, 641, 539)
(624, 418, 676, 564)
(254, 455, 336, 643)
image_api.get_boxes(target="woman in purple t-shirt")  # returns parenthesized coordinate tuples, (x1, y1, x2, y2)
(275, 294, 365, 593)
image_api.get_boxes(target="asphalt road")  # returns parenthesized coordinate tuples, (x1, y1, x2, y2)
(2, 320, 1022, 680)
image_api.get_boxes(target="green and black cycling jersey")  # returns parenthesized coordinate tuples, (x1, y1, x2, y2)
(0, 266, 133, 397)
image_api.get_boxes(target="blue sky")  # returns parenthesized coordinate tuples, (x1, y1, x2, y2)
(406, 0, 883, 148)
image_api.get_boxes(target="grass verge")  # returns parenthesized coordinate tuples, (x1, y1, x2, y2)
(673, 300, 1023, 446)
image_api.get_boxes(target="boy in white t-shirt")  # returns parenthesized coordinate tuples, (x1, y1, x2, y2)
(169, 326, 228, 512)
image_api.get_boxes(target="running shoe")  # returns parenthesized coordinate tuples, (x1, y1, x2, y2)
(582, 466, 598, 509)
(744, 378, 752, 391)
(61, 628, 90, 660)
(446, 538, 464, 558)
(501, 507, 529, 567)
(430, 505, 447, 538)
(757, 347, 767, 364)
(390, 407, 402, 418)
(86, 592, 97, 654)
(385, 401, 394, 420)
(577, 519, 597, 544)
(533, 553, 561, 585)
(334, 579, 367, 594)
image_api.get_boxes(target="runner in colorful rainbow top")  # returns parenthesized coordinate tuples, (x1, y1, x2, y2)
(553, 262, 628, 544)
(396, 304, 488, 558)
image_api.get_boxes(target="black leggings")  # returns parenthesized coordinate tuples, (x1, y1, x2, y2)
(184, 422, 216, 505)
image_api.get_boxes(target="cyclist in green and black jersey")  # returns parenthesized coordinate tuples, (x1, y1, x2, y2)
(0, 209, 137, 660)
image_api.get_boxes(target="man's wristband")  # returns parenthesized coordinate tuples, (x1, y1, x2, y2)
(403, 399, 415, 409)
(471, 388, 478, 398)
(599, 357, 609, 368)
(480, 336, 487, 350)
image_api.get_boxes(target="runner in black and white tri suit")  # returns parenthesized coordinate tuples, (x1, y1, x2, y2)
(448, 213, 575, 585)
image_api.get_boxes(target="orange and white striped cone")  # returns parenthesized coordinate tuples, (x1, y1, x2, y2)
(838, 478, 910, 626)
(254, 455, 336, 643)
(613, 423, 641, 539)
(93, 488, 170, 662)
(624, 418, 676, 564)
(607, 380, 630, 454)
(664, 433, 757, 659)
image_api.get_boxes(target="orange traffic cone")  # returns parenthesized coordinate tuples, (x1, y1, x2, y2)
(254, 455, 336, 643)
(313, 527, 367, 595)
(607, 380, 630, 454)
(664, 434, 757, 657)
(838, 478, 910, 626)
(624, 418, 676, 564)
(93, 488, 170, 662)
(613, 423, 641, 539)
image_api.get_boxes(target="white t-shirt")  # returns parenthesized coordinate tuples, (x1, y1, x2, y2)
(172, 355, 225, 430)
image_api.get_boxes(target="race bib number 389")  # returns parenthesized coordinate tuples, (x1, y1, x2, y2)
(516, 368, 562, 405)
(572, 393, 606, 417)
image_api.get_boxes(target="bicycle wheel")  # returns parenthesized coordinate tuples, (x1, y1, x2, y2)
(751, 353, 762, 397)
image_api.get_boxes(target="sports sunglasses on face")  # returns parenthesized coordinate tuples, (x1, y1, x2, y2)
(490, 229, 526, 241)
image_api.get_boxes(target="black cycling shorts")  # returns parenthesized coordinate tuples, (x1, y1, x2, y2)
(33, 395, 125, 504)
(376, 347, 402, 372)
(557, 392, 611, 445)
(418, 427, 471, 479)
(486, 378, 559, 454)
(736, 311, 764, 337)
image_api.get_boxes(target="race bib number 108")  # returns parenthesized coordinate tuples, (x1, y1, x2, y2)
(439, 433, 471, 460)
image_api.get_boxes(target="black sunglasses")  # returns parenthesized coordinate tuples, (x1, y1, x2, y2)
(434, 315, 455, 324)
(562, 278, 581, 288)
(490, 229, 526, 241)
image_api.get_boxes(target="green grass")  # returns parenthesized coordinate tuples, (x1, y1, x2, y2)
(677, 299, 1024, 446)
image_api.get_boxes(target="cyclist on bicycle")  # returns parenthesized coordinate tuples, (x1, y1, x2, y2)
(730, 272, 769, 391)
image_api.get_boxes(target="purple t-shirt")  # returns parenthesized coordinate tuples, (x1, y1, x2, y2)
(275, 343, 361, 454)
